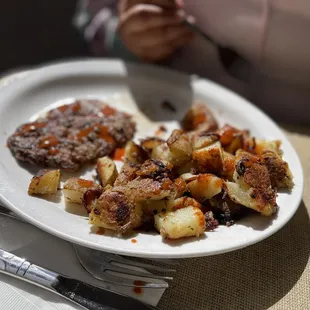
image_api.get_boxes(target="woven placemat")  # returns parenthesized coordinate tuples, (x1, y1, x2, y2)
(159, 128, 310, 310)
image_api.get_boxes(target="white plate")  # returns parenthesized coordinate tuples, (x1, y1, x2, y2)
(0, 60, 304, 258)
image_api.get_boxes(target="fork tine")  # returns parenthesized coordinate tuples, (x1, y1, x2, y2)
(94, 251, 179, 268)
(110, 259, 176, 273)
(91, 252, 176, 273)
(104, 265, 173, 281)
(101, 273, 169, 289)
(73, 245, 170, 289)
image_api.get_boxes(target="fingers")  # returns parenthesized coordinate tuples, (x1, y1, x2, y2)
(125, 26, 194, 62)
(125, 0, 178, 11)
(120, 4, 181, 33)
(138, 25, 193, 48)
(140, 32, 194, 62)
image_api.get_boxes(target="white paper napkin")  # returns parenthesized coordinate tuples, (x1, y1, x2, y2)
(0, 214, 165, 309)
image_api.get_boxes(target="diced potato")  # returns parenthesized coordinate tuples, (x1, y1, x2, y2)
(140, 138, 164, 152)
(141, 200, 170, 216)
(222, 151, 235, 181)
(192, 141, 224, 174)
(63, 177, 102, 204)
(96, 156, 118, 187)
(167, 197, 202, 211)
(251, 139, 282, 155)
(179, 173, 198, 182)
(225, 182, 276, 216)
(28, 169, 60, 195)
(141, 197, 201, 217)
(89, 189, 143, 233)
(151, 143, 173, 163)
(187, 174, 223, 202)
(83, 188, 104, 213)
(167, 130, 192, 166)
(177, 162, 195, 175)
(124, 141, 147, 164)
(262, 152, 293, 189)
(218, 125, 248, 154)
(154, 206, 206, 239)
(191, 133, 219, 150)
(181, 102, 218, 132)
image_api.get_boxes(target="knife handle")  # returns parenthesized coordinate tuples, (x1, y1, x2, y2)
(0, 248, 157, 310)
(0, 248, 60, 291)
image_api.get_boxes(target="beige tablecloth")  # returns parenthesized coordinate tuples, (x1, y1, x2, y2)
(159, 127, 310, 310)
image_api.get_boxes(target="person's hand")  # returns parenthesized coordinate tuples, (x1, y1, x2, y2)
(118, 0, 194, 62)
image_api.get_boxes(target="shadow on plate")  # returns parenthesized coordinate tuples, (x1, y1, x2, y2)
(124, 63, 194, 122)
(89, 225, 139, 240)
(159, 201, 310, 310)
(163, 233, 208, 247)
(65, 200, 88, 217)
(237, 211, 278, 231)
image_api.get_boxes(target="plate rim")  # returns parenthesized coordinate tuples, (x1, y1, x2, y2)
(0, 59, 304, 258)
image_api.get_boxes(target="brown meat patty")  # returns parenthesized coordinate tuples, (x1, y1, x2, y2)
(7, 100, 136, 170)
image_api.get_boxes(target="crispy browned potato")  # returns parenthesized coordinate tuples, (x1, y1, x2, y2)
(114, 163, 140, 186)
(96, 156, 118, 187)
(228, 150, 277, 216)
(83, 188, 104, 213)
(140, 137, 165, 153)
(154, 206, 206, 239)
(166, 130, 192, 166)
(89, 189, 142, 234)
(218, 125, 249, 154)
(191, 133, 220, 150)
(192, 141, 224, 174)
(124, 141, 148, 164)
(245, 138, 282, 155)
(151, 143, 173, 164)
(63, 178, 102, 204)
(28, 169, 60, 195)
(225, 182, 276, 216)
(261, 151, 293, 189)
(222, 151, 235, 181)
(181, 102, 218, 132)
(187, 174, 223, 202)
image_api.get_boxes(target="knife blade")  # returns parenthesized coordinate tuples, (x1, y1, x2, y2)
(0, 248, 157, 310)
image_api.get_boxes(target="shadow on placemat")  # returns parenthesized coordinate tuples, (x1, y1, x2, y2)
(159, 201, 310, 310)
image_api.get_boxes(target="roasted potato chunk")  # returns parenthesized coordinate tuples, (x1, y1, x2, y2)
(222, 151, 235, 181)
(245, 138, 282, 155)
(151, 143, 173, 164)
(192, 141, 224, 174)
(227, 150, 277, 215)
(262, 152, 293, 189)
(28, 169, 60, 195)
(166, 130, 192, 166)
(191, 133, 220, 150)
(63, 178, 102, 204)
(187, 174, 223, 202)
(89, 189, 142, 234)
(218, 125, 248, 154)
(124, 141, 148, 164)
(140, 137, 164, 153)
(225, 182, 276, 216)
(154, 206, 206, 239)
(96, 156, 118, 187)
(181, 102, 218, 132)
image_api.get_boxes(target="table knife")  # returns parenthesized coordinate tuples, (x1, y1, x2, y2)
(0, 248, 156, 310)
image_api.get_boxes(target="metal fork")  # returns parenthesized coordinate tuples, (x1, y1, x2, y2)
(0, 205, 176, 289)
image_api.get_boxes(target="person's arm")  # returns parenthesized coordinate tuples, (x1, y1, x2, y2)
(73, 0, 138, 60)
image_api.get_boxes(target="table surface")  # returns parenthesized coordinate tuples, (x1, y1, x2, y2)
(158, 126, 310, 310)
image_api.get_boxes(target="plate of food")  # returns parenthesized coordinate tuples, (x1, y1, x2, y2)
(0, 60, 303, 258)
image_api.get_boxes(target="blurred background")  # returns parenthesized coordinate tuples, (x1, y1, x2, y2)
(0, 0, 87, 74)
